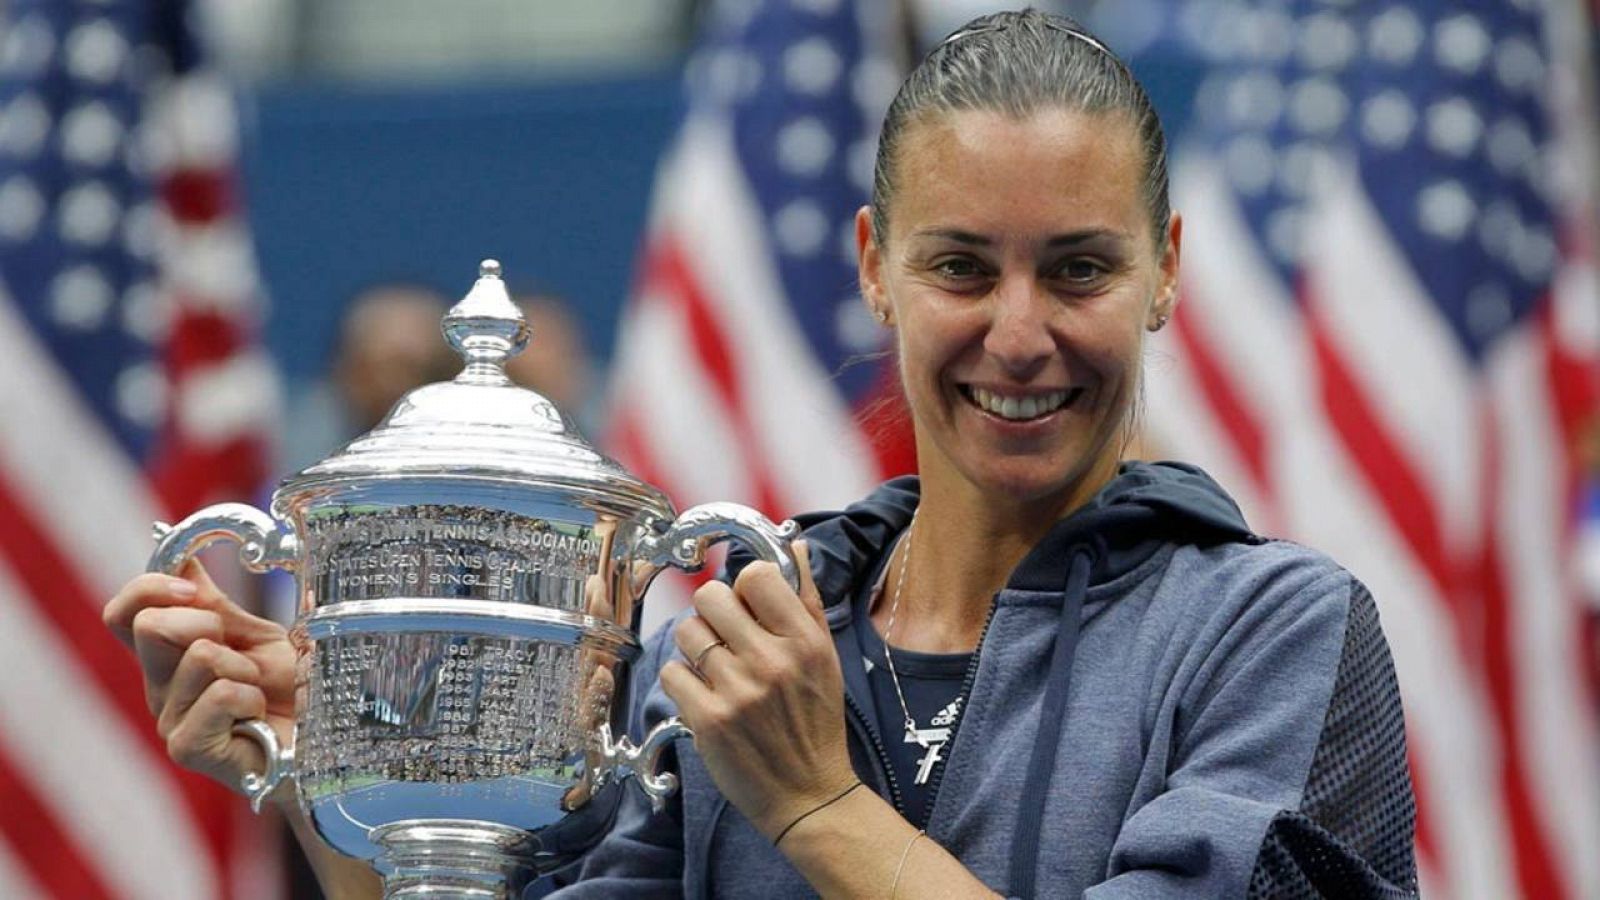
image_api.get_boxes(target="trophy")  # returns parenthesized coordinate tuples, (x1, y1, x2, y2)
(148, 260, 799, 898)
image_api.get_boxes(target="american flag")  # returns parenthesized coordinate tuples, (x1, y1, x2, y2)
(1143, 0, 1600, 897)
(605, 0, 913, 626)
(0, 1, 282, 898)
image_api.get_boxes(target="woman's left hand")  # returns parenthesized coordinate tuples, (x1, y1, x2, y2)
(659, 541, 857, 840)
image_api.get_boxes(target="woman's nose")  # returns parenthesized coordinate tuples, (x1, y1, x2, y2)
(983, 277, 1055, 376)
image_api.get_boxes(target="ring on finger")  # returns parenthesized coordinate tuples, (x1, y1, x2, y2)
(691, 639, 728, 672)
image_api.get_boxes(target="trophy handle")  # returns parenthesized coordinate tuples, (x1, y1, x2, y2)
(598, 719, 693, 813)
(148, 502, 299, 576)
(147, 503, 299, 811)
(639, 502, 802, 593)
(231, 720, 294, 813)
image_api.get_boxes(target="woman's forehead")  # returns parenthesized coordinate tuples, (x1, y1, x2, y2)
(889, 108, 1148, 239)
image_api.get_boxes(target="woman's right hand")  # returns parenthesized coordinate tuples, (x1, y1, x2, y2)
(103, 559, 297, 799)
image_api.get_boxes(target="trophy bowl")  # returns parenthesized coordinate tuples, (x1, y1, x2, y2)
(148, 261, 798, 899)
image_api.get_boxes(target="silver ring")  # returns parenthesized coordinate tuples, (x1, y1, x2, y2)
(692, 639, 728, 671)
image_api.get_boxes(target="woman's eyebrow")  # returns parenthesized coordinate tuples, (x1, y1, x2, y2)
(907, 228, 1132, 247)
(908, 228, 993, 245)
(1046, 229, 1130, 247)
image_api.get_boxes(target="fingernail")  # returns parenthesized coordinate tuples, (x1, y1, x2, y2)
(164, 577, 198, 597)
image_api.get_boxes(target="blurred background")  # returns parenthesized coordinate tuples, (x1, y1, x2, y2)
(1, 0, 1598, 898)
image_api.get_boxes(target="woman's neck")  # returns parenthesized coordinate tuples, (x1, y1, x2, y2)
(873, 456, 1118, 653)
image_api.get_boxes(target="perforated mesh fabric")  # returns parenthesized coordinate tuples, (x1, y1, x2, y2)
(1246, 583, 1418, 899)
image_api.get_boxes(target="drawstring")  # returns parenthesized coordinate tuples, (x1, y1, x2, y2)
(1007, 547, 1092, 898)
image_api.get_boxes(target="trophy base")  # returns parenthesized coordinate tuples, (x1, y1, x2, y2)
(371, 819, 541, 900)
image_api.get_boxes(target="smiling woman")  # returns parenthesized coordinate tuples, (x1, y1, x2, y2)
(103, 9, 1419, 900)
(565, 10, 1418, 900)
(857, 105, 1177, 517)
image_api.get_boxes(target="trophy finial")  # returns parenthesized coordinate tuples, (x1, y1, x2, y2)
(443, 258, 529, 384)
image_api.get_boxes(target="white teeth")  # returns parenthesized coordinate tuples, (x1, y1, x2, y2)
(968, 387, 1073, 420)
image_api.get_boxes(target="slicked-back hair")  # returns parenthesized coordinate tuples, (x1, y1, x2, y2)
(870, 9, 1171, 251)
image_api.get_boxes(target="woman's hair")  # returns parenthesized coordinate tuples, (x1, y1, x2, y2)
(870, 9, 1170, 250)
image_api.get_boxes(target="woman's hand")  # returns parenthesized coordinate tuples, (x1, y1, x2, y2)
(102, 559, 297, 797)
(659, 542, 857, 840)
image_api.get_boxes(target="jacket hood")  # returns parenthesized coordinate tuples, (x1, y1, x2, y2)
(727, 460, 1255, 606)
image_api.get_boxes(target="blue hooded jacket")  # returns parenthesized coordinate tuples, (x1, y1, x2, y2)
(547, 461, 1418, 898)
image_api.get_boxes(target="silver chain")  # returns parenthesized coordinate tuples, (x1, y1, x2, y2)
(883, 507, 924, 747)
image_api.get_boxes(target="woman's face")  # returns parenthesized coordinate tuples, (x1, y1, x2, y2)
(858, 107, 1180, 510)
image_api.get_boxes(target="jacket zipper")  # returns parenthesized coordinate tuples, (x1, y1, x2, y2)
(921, 595, 1000, 817)
(844, 690, 906, 815)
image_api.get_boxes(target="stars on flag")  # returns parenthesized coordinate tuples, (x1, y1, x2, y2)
(1189, 1, 1557, 359)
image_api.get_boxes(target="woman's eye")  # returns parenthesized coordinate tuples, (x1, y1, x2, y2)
(1055, 259, 1108, 283)
(933, 258, 984, 280)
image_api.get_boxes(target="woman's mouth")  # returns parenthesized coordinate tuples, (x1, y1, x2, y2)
(961, 385, 1084, 422)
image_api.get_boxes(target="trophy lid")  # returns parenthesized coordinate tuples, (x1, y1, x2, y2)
(280, 260, 672, 518)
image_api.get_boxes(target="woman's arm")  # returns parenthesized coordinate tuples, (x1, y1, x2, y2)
(103, 565, 382, 900)
(774, 785, 996, 898)
(657, 543, 999, 898)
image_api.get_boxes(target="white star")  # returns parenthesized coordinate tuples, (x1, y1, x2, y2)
(1476, 198, 1520, 260)
(0, 176, 45, 242)
(65, 18, 128, 85)
(774, 199, 829, 257)
(1511, 224, 1556, 282)
(785, 36, 843, 97)
(1298, 13, 1358, 71)
(1241, 7, 1295, 64)
(776, 117, 836, 177)
(122, 201, 163, 262)
(1425, 97, 1483, 159)
(851, 56, 899, 117)
(707, 49, 763, 103)
(1361, 90, 1416, 150)
(1486, 117, 1535, 177)
(1, 14, 55, 76)
(61, 101, 125, 169)
(1288, 78, 1348, 136)
(1493, 37, 1544, 95)
(0, 92, 53, 160)
(1224, 135, 1275, 196)
(1369, 6, 1424, 67)
(122, 281, 172, 343)
(116, 362, 168, 428)
(58, 180, 121, 247)
(1434, 14, 1491, 76)
(1224, 72, 1284, 128)
(1417, 179, 1477, 241)
(1466, 283, 1513, 340)
(1275, 142, 1325, 197)
(50, 265, 115, 330)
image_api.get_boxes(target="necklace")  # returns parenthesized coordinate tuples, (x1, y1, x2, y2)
(882, 507, 968, 788)
(882, 507, 922, 746)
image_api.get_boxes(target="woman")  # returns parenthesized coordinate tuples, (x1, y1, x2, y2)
(106, 10, 1417, 898)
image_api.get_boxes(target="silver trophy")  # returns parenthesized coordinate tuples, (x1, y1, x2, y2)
(148, 260, 799, 899)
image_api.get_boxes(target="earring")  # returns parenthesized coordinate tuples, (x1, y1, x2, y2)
(874, 307, 889, 324)
(1150, 313, 1170, 332)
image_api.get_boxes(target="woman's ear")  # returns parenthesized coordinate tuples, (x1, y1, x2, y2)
(856, 206, 891, 325)
(1149, 211, 1182, 331)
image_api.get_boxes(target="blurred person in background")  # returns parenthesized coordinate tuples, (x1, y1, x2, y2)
(279, 282, 459, 475)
